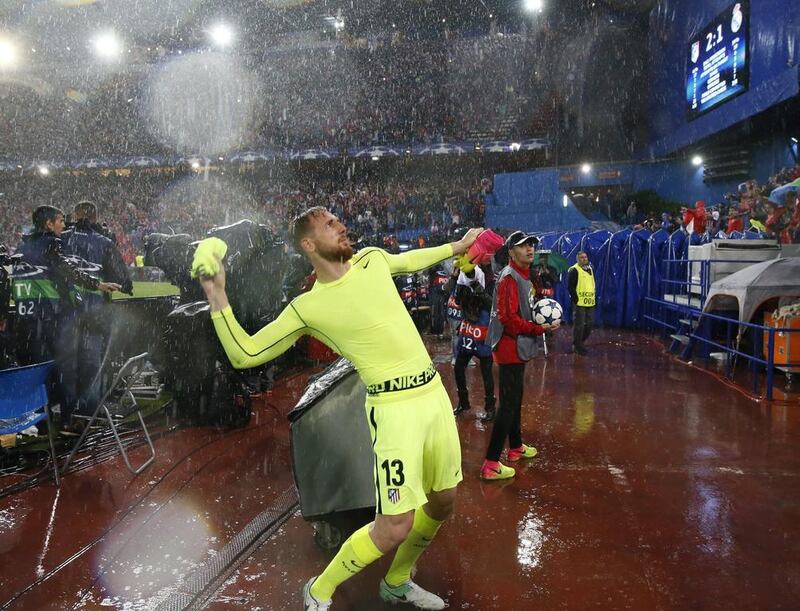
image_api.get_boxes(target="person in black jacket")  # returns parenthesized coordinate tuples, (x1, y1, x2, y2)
(14, 205, 120, 428)
(452, 263, 495, 419)
(61, 200, 134, 420)
(531, 250, 559, 300)
(62, 200, 133, 295)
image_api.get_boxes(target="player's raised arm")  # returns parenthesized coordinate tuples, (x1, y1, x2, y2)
(384, 228, 483, 274)
(211, 304, 307, 370)
(193, 238, 308, 369)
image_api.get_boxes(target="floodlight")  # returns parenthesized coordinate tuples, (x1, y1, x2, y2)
(38, 166, 50, 176)
(0, 38, 17, 69)
(524, 0, 545, 13)
(581, 163, 591, 174)
(92, 31, 122, 60)
(209, 23, 234, 47)
(692, 155, 703, 166)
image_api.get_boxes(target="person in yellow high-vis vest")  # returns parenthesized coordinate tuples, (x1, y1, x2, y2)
(567, 251, 595, 356)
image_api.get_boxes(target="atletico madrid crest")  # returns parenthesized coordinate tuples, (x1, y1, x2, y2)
(388, 488, 401, 504)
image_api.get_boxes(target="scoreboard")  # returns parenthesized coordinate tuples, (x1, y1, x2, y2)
(686, 1, 750, 121)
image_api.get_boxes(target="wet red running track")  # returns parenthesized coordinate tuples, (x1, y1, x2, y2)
(1, 328, 799, 610)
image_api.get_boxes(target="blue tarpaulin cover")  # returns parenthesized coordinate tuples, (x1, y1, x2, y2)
(522, 228, 766, 329)
(486, 170, 592, 233)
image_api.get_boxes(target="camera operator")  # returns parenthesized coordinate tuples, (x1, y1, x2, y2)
(13, 205, 120, 430)
(60, 200, 133, 422)
(62, 201, 132, 294)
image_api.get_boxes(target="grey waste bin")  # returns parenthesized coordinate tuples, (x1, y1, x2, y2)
(288, 358, 375, 550)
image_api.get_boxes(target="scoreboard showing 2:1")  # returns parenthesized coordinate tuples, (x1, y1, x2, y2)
(686, 1, 750, 121)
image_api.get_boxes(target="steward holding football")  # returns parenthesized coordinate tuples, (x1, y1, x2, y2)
(481, 231, 560, 480)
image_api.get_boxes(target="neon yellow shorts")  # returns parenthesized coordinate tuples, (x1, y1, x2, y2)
(365, 377, 463, 515)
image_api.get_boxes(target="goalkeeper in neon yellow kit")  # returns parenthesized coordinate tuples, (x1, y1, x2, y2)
(192, 207, 482, 610)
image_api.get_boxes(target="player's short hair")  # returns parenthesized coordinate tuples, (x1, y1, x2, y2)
(73, 200, 98, 221)
(32, 205, 64, 232)
(290, 206, 328, 253)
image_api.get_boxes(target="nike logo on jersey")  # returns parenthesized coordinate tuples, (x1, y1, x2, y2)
(363, 260, 370, 269)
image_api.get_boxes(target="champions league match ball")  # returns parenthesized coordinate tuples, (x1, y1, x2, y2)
(530, 297, 563, 326)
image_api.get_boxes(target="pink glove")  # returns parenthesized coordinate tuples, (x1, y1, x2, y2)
(467, 229, 504, 265)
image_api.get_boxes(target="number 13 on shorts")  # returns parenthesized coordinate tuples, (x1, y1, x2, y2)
(381, 459, 405, 486)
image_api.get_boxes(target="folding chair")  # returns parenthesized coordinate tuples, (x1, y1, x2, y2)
(61, 352, 155, 476)
(0, 361, 59, 485)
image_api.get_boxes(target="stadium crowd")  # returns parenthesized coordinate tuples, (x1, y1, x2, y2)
(632, 163, 800, 244)
(3, 161, 799, 260)
(2, 30, 560, 162)
(0, 174, 487, 261)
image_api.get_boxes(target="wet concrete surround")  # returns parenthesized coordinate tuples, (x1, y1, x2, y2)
(1, 329, 798, 610)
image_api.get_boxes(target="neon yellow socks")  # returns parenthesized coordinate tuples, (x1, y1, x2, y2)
(310, 523, 383, 601)
(384, 507, 443, 588)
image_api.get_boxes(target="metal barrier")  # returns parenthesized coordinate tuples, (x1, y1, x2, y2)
(645, 255, 798, 400)
(645, 296, 799, 400)
(659, 258, 769, 307)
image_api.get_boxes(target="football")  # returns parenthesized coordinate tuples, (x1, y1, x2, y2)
(530, 297, 563, 326)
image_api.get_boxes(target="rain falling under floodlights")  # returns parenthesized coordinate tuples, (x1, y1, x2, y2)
(209, 23, 235, 48)
(92, 31, 123, 61)
(692, 155, 704, 166)
(524, 0, 545, 13)
(0, 38, 17, 69)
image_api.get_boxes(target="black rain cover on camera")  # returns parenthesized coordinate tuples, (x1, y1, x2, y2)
(206, 220, 288, 334)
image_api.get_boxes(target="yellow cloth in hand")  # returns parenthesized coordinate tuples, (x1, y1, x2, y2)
(191, 237, 228, 278)
(454, 253, 476, 274)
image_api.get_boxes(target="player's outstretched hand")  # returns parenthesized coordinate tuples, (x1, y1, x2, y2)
(191, 237, 228, 279)
(199, 257, 226, 297)
(453, 227, 484, 255)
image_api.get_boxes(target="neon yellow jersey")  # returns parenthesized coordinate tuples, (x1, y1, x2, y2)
(210, 244, 454, 385)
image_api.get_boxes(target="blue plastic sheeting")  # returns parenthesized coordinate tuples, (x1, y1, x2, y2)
(645, 229, 671, 304)
(646, 0, 800, 157)
(487, 170, 592, 233)
(595, 229, 633, 327)
(623, 230, 652, 328)
(535, 228, 766, 329)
